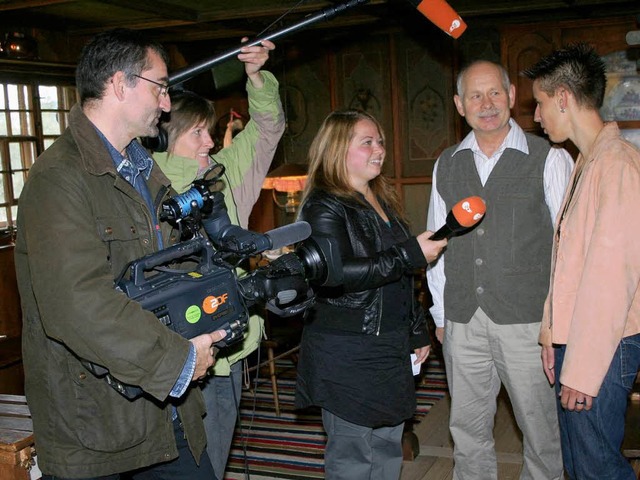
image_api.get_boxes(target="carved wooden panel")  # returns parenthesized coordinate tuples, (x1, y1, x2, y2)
(501, 29, 556, 132)
(250, 43, 333, 229)
(561, 18, 635, 57)
(395, 32, 457, 178)
(404, 183, 431, 236)
(279, 45, 332, 165)
(333, 35, 394, 177)
(502, 17, 637, 133)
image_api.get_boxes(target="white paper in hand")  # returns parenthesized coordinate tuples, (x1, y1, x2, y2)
(410, 353, 421, 376)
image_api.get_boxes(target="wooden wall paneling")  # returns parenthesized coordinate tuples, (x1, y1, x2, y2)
(560, 17, 636, 57)
(501, 17, 638, 135)
(0, 245, 20, 339)
(403, 183, 432, 236)
(333, 34, 394, 177)
(248, 188, 276, 233)
(456, 25, 502, 140)
(388, 34, 402, 192)
(456, 25, 501, 69)
(276, 43, 333, 169)
(501, 28, 557, 133)
(249, 41, 333, 229)
(394, 31, 457, 179)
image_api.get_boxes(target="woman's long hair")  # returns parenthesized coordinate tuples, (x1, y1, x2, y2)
(301, 109, 404, 219)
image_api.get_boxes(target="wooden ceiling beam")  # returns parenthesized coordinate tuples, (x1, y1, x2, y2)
(195, 0, 386, 22)
(0, 0, 76, 12)
(64, 0, 388, 39)
(2, 0, 637, 45)
(97, 0, 199, 22)
(68, 19, 194, 36)
(455, 0, 640, 16)
(151, 14, 384, 43)
(154, 28, 258, 44)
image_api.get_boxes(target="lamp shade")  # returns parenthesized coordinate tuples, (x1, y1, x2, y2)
(262, 163, 308, 193)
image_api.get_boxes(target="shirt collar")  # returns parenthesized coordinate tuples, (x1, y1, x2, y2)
(453, 118, 529, 157)
(94, 129, 154, 183)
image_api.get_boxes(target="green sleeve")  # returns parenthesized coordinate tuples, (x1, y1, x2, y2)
(211, 71, 285, 228)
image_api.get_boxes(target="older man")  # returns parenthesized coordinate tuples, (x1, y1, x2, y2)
(427, 60, 573, 479)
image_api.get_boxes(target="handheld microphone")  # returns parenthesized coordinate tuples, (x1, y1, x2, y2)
(430, 196, 486, 241)
(213, 221, 312, 255)
(405, 0, 467, 39)
(263, 221, 313, 251)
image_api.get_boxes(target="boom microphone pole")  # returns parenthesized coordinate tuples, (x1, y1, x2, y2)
(168, 0, 370, 86)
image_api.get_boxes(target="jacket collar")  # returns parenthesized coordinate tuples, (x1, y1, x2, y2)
(307, 188, 362, 212)
(309, 188, 390, 216)
(69, 104, 117, 177)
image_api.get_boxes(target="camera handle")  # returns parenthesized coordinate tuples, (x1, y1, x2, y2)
(128, 237, 216, 287)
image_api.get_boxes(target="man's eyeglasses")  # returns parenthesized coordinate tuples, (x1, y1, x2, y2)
(132, 74, 169, 98)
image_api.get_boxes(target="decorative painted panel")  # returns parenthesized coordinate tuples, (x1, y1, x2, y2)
(403, 183, 432, 236)
(333, 36, 394, 177)
(395, 32, 456, 178)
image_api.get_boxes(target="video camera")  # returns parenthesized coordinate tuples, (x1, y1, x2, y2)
(86, 164, 342, 399)
(126, 164, 343, 335)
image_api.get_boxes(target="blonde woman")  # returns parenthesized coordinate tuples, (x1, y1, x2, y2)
(294, 110, 447, 480)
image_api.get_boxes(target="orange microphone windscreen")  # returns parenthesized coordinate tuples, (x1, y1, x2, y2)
(415, 0, 467, 39)
(451, 196, 486, 227)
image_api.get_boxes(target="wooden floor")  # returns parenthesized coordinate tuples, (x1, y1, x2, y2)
(400, 389, 640, 480)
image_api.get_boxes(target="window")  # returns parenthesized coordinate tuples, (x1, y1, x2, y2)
(0, 83, 77, 230)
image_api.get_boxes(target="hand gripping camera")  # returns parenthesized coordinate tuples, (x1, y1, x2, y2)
(87, 164, 342, 399)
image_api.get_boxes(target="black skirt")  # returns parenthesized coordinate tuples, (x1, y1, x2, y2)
(295, 321, 416, 428)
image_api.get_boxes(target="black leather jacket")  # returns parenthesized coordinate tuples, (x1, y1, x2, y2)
(299, 189, 430, 347)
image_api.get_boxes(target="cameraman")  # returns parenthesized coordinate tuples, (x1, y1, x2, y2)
(14, 29, 226, 479)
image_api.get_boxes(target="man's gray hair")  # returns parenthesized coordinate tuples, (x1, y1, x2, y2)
(456, 60, 511, 97)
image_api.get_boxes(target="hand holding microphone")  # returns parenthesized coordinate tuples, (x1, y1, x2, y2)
(417, 196, 485, 263)
(418, 231, 448, 263)
(430, 196, 486, 241)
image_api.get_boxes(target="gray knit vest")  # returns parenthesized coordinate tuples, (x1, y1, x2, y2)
(437, 134, 553, 324)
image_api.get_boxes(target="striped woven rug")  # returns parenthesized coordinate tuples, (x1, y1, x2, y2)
(224, 355, 447, 479)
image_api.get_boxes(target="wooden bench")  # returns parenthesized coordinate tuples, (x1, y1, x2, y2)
(0, 394, 34, 480)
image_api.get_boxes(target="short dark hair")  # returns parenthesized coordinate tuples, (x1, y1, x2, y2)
(522, 43, 606, 110)
(75, 28, 169, 106)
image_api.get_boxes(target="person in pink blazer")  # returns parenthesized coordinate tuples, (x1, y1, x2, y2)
(524, 44, 640, 480)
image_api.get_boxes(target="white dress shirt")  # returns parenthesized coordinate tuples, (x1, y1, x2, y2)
(426, 119, 574, 327)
